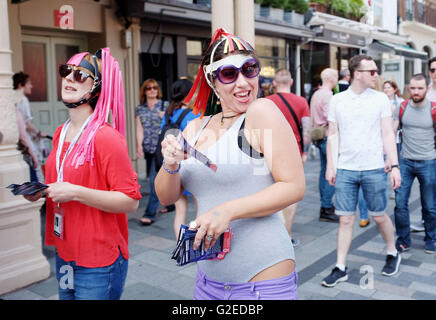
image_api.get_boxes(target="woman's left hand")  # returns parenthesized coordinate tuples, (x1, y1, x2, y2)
(46, 182, 79, 203)
(189, 204, 232, 251)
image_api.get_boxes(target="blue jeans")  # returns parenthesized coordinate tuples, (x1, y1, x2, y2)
(358, 187, 368, 220)
(335, 168, 387, 216)
(314, 137, 335, 208)
(143, 154, 161, 220)
(56, 252, 128, 300)
(394, 158, 436, 247)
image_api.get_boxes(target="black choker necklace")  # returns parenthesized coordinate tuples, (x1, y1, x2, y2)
(220, 113, 238, 125)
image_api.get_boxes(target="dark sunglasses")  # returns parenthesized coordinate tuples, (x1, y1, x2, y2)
(214, 59, 260, 84)
(59, 64, 94, 83)
(145, 85, 159, 91)
(357, 69, 379, 76)
(430, 68, 436, 73)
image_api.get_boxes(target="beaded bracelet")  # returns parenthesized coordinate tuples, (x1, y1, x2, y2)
(162, 160, 181, 174)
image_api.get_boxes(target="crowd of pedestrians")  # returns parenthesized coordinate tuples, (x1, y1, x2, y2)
(13, 29, 435, 301)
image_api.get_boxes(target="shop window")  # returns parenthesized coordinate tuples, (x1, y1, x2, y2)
(22, 42, 47, 102)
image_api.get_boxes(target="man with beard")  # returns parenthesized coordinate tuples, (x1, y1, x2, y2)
(393, 74, 436, 254)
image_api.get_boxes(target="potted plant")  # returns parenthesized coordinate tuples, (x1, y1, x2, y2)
(284, 0, 309, 25)
(269, 0, 285, 21)
(257, 0, 284, 21)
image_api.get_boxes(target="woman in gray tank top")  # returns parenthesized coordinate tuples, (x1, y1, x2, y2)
(155, 29, 305, 300)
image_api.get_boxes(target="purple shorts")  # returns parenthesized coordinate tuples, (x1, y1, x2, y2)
(193, 267, 298, 300)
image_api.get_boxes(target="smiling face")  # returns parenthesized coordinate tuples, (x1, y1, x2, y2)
(383, 82, 395, 99)
(61, 67, 94, 103)
(211, 54, 259, 114)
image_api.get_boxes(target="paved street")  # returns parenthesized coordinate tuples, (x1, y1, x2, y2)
(1, 150, 436, 300)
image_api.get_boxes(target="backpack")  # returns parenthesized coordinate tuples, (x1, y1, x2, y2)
(399, 99, 436, 148)
(155, 108, 191, 171)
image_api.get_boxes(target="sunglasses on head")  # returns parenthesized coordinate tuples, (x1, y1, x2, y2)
(145, 85, 159, 91)
(430, 68, 436, 73)
(357, 69, 379, 76)
(59, 64, 94, 83)
(213, 59, 260, 84)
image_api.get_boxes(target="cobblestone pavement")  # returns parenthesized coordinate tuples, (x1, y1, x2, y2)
(2, 151, 435, 300)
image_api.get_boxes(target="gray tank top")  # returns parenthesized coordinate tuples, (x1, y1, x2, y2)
(180, 114, 295, 283)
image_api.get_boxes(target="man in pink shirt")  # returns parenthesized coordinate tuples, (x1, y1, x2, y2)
(311, 68, 339, 222)
(427, 57, 436, 102)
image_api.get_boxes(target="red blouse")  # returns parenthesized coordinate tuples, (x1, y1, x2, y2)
(44, 124, 141, 268)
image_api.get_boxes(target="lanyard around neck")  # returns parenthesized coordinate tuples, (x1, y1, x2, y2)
(56, 114, 93, 182)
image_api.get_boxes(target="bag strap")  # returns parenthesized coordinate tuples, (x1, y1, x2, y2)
(277, 93, 304, 153)
(399, 99, 408, 129)
(175, 109, 191, 127)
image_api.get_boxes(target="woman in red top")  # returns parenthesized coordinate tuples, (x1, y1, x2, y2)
(25, 48, 141, 300)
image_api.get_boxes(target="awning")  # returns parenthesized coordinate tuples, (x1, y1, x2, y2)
(371, 40, 428, 59)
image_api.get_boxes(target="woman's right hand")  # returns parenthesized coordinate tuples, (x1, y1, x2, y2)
(161, 134, 185, 166)
(136, 147, 144, 159)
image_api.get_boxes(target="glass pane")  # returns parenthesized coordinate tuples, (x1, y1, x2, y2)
(255, 36, 286, 58)
(186, 40, 203, 56)
(22, 42, 47, 102)
(187, 62, 201, 82)
(259, 57, 286, 79)
(56, 44, 80, 101)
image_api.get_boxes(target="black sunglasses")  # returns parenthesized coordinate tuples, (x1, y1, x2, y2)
(357, 69, 379, 76)
(59, 64, 94, 83)
(145, 85, 159, 91)
(430, 68, 436, 73)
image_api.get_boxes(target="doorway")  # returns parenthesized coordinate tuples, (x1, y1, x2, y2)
(21, 35, 86, 136)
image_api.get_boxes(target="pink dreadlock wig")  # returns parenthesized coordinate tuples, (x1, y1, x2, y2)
(66, 47, 126, 168)
(183, 28, 256, 117)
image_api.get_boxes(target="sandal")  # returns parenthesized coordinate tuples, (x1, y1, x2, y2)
(139, 218, 154, 226)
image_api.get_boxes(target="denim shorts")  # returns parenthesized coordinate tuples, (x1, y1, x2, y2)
(193, 267, 298, 300)
(55, 252, 128, 300)
(335, 168, 387, 216)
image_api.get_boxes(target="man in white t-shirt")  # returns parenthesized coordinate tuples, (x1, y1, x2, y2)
(321, 55, 402, 287)
(13, 72, 47, 182)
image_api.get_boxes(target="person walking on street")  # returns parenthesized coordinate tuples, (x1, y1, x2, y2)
(310, 68, 339, 223)
(267, 69, 311, 247)
(135, 79, 174, 225)
(13, 72, 48, 182)
(393, 74, 436, 254)
(322, 55, 402, 287)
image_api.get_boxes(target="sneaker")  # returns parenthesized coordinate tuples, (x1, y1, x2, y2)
(321, 267, 348, 287)
(424, 241, 436, 254)
(381, 253, 401, 276)
(291, 238, 300, 247)
(396, 243, 410, 253)
(359, 219, 370, 228)
(319, 207, 339, 223)
(410, 220, 425, 232)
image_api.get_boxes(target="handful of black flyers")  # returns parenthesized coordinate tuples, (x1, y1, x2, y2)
(7, 181, 48, 196)
(171, 224, 232, 266)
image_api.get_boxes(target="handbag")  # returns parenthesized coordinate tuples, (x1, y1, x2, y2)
(311, 125, 327, 141)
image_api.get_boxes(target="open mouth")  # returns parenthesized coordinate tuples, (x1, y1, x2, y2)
(234, 90, 251, 102)
(64, 86, 77, 92)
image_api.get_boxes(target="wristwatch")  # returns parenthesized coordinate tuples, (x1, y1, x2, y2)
(391, 164, 400, 169)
